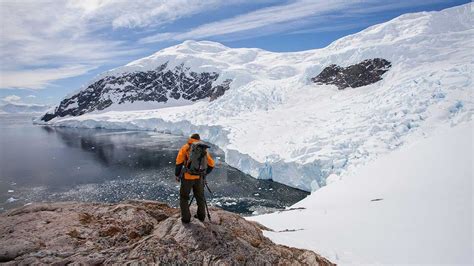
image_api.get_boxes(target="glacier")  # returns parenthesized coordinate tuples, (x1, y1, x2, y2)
(40, 4, 473, 192)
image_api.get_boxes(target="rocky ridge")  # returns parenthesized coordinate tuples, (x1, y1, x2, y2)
(41, 63, 232, 122)
(311, 58, 391, 89)
(0, 201, 333, 265)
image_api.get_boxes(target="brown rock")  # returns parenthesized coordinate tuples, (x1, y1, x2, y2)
(0, 200, 334, 265)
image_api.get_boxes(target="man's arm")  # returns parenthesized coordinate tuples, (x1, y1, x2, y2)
(175, 164, 183, 178)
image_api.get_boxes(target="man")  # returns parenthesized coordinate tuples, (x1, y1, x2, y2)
(175, 133, 215, 223)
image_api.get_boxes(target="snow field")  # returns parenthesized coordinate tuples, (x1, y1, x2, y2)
(249, 121, 473, 264)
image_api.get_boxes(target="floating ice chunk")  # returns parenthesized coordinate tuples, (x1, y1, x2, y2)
(7, 190, 14, 193)
(6, 197, 18, 203)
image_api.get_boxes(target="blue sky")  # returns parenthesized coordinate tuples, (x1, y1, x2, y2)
(0, 0, 469, 105)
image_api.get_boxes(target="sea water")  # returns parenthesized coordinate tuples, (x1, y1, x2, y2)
(0, 114, 308, 215)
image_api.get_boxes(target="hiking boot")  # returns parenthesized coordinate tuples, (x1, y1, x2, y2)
(194, 214, 205, 222)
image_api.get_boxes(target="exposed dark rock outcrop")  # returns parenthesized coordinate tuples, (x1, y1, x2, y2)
(0, 201, 334, 265)
(41, 63, 232, 122)
(312, 58, 391, 89)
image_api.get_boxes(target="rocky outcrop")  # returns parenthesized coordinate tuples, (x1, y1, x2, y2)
(41, 63, 232, 122)
(0, 201, 333, 265)
(312, 58, 391, 89)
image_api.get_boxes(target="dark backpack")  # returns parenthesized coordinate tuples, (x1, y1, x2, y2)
(186, 142, 210, 176)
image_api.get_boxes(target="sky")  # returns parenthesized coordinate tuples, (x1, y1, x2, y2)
(0, 0, 470, 106)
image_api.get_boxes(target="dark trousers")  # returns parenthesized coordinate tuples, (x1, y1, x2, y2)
(180, 178, 205, 222)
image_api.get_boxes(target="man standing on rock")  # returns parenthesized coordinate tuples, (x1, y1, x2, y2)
(175, 133, 215, 223)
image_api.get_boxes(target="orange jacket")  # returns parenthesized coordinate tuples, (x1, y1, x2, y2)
(175, 138, 215, 180)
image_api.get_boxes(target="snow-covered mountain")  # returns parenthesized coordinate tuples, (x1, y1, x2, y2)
(40, 43, 392, 122)
(41, 4, 473, 191)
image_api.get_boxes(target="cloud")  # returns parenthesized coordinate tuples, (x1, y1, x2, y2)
(0, 0, 238, 89)
(2, 95, 21, 103)
(139, 0, 365, 43)
(26, 95, 37, 98)
(0, 1, 124, 89)
(68, 0, 242, 29)
(139, 0, 447, 43)
(0, 65, 96, 89)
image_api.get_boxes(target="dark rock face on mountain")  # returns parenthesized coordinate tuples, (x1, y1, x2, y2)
(41, 63, 232, 122)
(312, 58, 391, 89)
(0, 201, 334, 265)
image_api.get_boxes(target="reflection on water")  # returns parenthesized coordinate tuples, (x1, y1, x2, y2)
(0, 114, 308, 215)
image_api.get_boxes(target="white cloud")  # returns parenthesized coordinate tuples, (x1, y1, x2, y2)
(67, 0, 242, 29)
(0, 1, 123, 89)
(0, 65, 96, 89)
(140, 0, 362, 43)
(109, 0, 241, 29)
(0, 0, 238, 89)
(26, 95, 37, 98)
(139, 0, 446, 43)
(2, 95, 21, 103)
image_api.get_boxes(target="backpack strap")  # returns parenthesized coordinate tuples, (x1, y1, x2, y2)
(184, 143, 191, 169)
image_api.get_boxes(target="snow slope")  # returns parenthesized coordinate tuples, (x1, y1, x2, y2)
(44, 4, 473, 191)
(249, 121, 473, 264)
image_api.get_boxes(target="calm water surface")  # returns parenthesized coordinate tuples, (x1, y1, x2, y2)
(0, 114, 308, 215)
